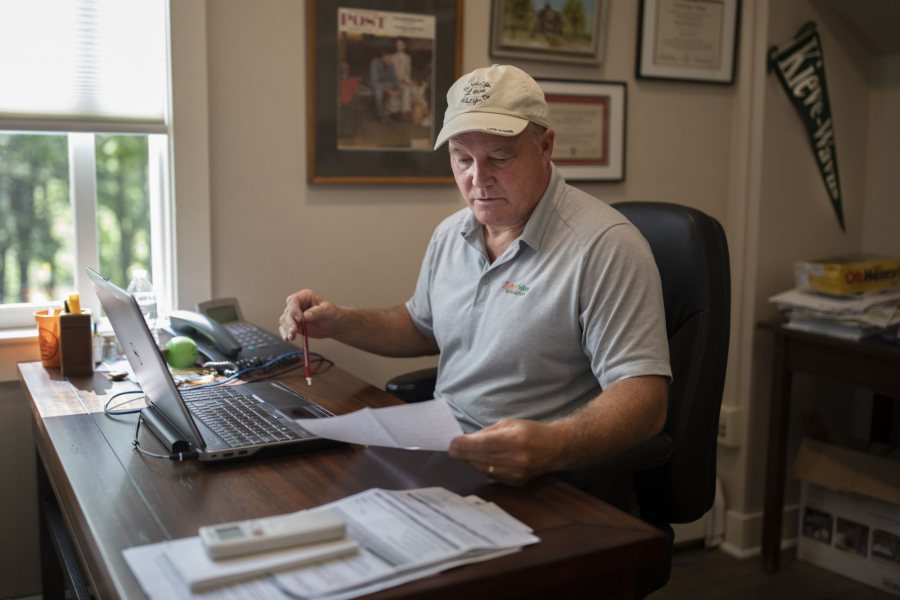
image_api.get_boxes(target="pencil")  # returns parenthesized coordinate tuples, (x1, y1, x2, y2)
(301, 320, 312, 385)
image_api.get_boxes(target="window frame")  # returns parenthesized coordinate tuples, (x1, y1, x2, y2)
(0, 0, 211, 333)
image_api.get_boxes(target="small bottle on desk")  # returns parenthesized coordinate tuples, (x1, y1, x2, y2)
(127, 268, 158, 344)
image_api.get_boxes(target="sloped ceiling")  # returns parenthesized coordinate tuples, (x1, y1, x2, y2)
(820, 0, 900, 55)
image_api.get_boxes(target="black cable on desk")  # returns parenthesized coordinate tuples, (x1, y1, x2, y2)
(103, 389, 145, 416)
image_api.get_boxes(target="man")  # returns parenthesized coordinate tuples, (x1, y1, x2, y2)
(369, 50, 400, 122)
(280, 65, 670, 503)
(391, 38, 413, 118)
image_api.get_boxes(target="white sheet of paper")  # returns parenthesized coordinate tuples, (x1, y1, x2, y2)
(294, 398, 463, 451)
(122, 487, 539, 600)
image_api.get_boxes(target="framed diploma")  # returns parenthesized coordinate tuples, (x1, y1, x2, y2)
(636, 0, 740, 84)
(538, 80, 626, 182)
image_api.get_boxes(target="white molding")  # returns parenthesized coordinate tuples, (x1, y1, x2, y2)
(168, 0, 212, 309)
(69, 133, 101, 319)
(719, 537, 797, 560)
(723, 503, 799, 556)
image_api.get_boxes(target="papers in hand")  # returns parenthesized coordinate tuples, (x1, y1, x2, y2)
(123, 487, 539, 599)
(294, 398, 464, 451)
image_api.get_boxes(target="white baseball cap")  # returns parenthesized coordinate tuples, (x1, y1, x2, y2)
(434, 64, 550, 149)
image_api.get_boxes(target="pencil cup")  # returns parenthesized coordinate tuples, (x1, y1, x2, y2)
(34, 309, 61, 368)
(60, 310, 94, 377)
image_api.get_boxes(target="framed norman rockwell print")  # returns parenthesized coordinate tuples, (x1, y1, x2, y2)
(306, 0, 463, 184)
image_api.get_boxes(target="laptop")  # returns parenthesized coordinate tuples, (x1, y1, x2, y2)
(87, 268, 339, 462)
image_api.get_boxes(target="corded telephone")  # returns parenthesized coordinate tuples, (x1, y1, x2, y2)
(168, 297, 299, 363)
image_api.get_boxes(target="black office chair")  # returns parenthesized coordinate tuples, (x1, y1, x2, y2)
(386, 201, 731, 595)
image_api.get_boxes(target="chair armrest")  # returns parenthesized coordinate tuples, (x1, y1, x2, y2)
(385, 366, 438, 403)
(558, 434, 674, 492)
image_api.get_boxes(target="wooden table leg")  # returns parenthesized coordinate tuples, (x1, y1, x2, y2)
(762, 334, 792, 572)
(36, 453, 66, 600)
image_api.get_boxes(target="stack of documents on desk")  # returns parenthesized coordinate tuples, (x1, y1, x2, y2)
(769, 288, 900, 341)
(123, 486, 539, 599)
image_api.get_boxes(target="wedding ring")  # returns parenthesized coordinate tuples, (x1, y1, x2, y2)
(488, 465, 495, 475)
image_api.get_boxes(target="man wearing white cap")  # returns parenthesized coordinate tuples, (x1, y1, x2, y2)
(281, 65, 670, 505)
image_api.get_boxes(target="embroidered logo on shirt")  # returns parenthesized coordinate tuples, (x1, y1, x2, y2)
(502, 280, 530, 296)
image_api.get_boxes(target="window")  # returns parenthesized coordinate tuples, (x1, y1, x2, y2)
(0, 0, 171, 329)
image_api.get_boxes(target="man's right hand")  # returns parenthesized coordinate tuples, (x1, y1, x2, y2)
(279, 289, 342, 342)
(278, 291, 438, 358)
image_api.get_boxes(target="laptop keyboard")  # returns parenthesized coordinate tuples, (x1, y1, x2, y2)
(182, 386, 310, 448)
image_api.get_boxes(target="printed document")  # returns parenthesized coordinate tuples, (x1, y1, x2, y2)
(293, 398, 464, 451)
(123, 487, 539, 599)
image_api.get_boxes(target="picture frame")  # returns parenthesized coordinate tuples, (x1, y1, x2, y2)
(306, 0, 462, 185)
(539, 80, 626, 182)
(490, 0, 609, 66)
(636, 0, 740, 84)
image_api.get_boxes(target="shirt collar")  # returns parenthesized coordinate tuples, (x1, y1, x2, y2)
(519, 165, 563, 252)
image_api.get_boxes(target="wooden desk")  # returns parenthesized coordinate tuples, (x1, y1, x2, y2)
(759, 321, 900, 573)
(19, 360, 666, 599)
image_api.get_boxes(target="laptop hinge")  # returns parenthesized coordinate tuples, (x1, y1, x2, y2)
(140, 405, 193, 454)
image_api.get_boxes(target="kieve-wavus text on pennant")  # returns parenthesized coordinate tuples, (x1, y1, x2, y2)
(768, 22, 845, 232)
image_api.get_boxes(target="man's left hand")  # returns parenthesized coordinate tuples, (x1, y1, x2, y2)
(448, 419, 564, 485)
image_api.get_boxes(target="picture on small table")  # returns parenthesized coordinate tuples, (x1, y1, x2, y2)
(872, 529, 900, 566)
(835, 517, 869, 557)
(801, 506, 833, 545)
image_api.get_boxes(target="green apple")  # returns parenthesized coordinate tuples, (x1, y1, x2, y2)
(165, 335, 198, 369)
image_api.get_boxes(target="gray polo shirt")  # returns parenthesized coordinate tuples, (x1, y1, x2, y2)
(406, 167, 671, 432)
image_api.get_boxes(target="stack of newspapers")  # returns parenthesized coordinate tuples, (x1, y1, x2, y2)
(123, 487, 539, 599)
(769, 287, 900, 341)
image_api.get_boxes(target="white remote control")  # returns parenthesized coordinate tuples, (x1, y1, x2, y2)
(199, 508, 346, 560)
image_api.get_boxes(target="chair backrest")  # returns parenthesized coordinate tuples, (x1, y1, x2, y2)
(613, 202, 731, 524)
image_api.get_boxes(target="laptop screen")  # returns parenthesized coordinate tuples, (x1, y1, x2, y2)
(87, 268, 206, 451)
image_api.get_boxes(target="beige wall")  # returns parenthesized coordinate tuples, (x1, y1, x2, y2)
(0, 381, 40, 597)
(863, 55, 900, 257)
(4, 6, 898, 594)
(204, 0, 738, 389)
(204, 0, 900, 556)
(721, 0, 900, 553)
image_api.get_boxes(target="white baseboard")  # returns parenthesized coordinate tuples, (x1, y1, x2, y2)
(720, 537, 796, 559)
(721, 503, 799, 557)
(674, 517, 707, 544)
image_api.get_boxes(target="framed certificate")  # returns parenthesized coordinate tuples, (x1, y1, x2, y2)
(636, 0, 740, 84)
(539, 80, 626, 182)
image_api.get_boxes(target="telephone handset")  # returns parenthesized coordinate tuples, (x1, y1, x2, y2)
(169, 310, 242, 359)
(169, 297, 299, 363)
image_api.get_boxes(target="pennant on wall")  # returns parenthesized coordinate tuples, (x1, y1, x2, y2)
(768, 22, 845, 232)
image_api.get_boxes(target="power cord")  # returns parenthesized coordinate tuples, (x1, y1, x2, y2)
(104, 389, 146, 416)
(191, 351, 330, 389)
(132, 416, 199, 461)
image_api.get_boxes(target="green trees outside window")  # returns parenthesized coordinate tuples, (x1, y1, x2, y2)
(0, 133, 152, 305)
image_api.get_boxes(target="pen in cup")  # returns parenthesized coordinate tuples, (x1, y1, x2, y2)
(68, 292, 81, 314)
(301, 320, 312, 385)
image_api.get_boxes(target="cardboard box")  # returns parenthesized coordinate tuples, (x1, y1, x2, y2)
(793, 438, 900, 596)
(794, 254, 900, 296)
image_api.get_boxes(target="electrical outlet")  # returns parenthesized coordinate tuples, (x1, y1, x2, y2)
(718, 405, 741, 448)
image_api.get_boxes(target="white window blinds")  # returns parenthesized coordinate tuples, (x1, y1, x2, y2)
(0, 0, 168, 133)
